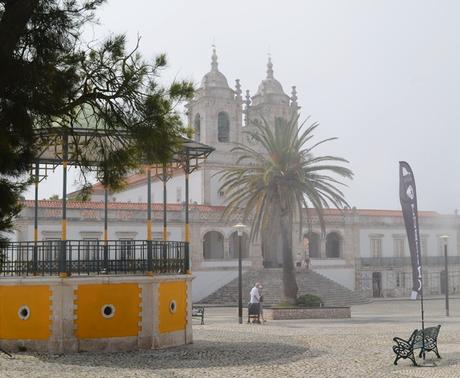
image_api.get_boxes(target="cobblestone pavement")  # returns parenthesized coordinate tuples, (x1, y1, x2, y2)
(1, 298, 460, 377)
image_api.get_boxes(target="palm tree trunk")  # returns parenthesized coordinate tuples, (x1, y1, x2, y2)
(280, 210, 298, 304)
(261, 227, 275, 268)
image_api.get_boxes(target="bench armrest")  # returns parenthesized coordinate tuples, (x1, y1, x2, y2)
(393, 337, 412, 350)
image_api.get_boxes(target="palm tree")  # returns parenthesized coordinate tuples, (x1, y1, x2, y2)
(219, 116, 353, 303)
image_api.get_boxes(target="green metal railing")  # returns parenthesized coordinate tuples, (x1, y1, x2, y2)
(0, 240, 189, 276)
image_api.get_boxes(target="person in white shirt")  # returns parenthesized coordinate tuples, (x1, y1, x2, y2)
(248, 283, 262, 324)
(250, 283, 261, 303)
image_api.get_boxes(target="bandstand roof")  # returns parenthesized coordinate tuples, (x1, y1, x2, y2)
(30, 127, 214, 179)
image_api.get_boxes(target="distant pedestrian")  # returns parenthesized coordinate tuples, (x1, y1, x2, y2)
(248, 282, 262, 323)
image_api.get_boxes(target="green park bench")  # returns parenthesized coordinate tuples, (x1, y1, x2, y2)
(392, 325, 441, 366)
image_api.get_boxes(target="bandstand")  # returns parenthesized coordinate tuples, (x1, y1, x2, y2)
(0, 127, 213, 353)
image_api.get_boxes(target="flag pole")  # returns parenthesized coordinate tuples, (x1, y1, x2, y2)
(399, 161, 427, 361)
(420, 256, 426, 360)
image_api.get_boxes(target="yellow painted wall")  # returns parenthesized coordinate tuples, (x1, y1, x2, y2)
(159, 281, 187, 333)
(75, 284, 141, 339)
(0, 285, 51, 340)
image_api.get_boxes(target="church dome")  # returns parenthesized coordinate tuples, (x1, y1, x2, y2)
(252, 57, 290, 106)
(200, 48, 230, 89)
(201, 70, 229, 88)
(255, 78, 284, 96)
(254, 57, 286, 96)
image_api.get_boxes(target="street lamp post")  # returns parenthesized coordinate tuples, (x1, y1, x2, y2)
(440, 235, 449, 317)
(233, 223, 247, 324)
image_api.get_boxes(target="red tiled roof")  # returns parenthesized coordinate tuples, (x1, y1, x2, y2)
(21, 200, 438, 217)
(304, 208, 438, 217)
(21, 200, 225, 213)
(355, 209, 437, 217)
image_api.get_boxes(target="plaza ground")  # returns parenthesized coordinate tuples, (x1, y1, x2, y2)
(1, 298, 460, 377)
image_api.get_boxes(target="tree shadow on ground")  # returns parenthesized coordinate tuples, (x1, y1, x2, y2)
(32, 340, 317, 371)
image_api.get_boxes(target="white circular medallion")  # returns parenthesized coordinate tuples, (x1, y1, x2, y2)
(101, 304, 116, 319)
(169, 300, 177, 314)
(18, 306, 30, 320)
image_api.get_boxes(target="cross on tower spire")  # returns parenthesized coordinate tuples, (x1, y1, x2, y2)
(266, 54, 274, 79)
(211, 45, 218, 72)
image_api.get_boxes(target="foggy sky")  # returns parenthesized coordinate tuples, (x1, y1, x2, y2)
(25, 0, 460, 214)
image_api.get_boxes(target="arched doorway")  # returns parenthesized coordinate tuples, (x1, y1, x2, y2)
(326, 232, 341, 258)
(372, 272, 382, 297)
(203, 231, 224, 259)
(229, 232, 249, 259)
(303, 232, 320, 258)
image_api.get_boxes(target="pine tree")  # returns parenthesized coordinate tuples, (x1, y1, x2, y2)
(0, 0, 194, 240)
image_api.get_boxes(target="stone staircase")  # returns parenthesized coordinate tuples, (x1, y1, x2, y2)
(198, 269, 369, 307)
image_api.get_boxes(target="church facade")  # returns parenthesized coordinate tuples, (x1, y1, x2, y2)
(13, 50, 460, 299)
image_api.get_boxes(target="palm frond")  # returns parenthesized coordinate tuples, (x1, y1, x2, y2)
(217, 115, 353, 239)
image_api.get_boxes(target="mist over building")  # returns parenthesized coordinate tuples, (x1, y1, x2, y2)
(14, 49, 460, 302)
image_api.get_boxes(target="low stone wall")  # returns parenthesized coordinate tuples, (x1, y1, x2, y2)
(264, 306, 350, 320)
(0, 275, 193, 353)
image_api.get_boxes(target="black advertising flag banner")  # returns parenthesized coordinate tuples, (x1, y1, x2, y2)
(399, 161, 423, 300)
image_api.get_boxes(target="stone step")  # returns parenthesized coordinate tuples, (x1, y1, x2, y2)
(199, 269, 369, 307)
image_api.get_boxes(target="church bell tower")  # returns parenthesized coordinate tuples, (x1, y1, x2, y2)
(186, 48, 243, 205)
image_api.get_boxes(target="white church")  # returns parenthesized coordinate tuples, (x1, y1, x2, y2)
(14, 49, 460, 301)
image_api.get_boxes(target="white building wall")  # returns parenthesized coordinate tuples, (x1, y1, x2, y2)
(109, 185, 145, 203)
(313, 267, 355, 290)
(359, 228, 458, 258)
(210, 171, 225, 206)
(25, 221, 186, 243)
(91, 171, 203, 205)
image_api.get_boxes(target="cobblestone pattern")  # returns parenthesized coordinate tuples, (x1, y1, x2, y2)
(0, 299, 459, 377)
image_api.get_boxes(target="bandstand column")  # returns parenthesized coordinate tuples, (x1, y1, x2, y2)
(161, 165, 168, 273)
(61, 163, 67, 241)
(33, 162, 39, 274)
(146, 167, 153, 273)
(103, 187, 109, 272)
(162, 165, 168, 241)
(104, 188, 108, 242)
(147, 167, 152, 241)
(184, 155, 190, 273)
(60, 134, 68, 277)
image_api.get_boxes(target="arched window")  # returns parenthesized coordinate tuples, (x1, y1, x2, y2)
(229, 232, 249, 259)
(203, 231, 224, 259)
(217, 112, 230, 142)
(194, 113, 201, 142)
(326, 232, 341, 258)
(275, 117, 287, 132)
(304, 232, 320, 258)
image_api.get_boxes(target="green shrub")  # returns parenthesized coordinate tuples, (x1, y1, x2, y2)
(295, 294, 323, 307)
